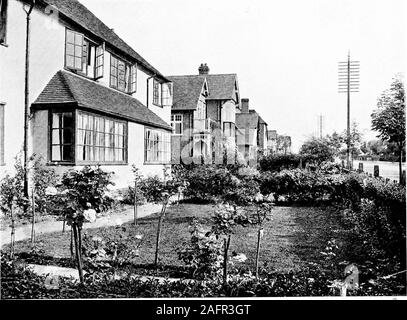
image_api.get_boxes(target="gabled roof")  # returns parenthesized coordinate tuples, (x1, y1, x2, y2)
(166, 72, 239, 111)
(32, 70, 172, 131)
(268, 130, 277, 139)
(205, 74, 238, 100)
(236, 112, 259, 130)
(236, 109, 268, 130)
(41, 0, 168, 82)
(167, 75, 207, 110)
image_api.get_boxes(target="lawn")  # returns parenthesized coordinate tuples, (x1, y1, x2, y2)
(8, 203, 350, 278)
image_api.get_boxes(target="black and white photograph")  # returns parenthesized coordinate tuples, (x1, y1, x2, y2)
(0, 0, 406, 307)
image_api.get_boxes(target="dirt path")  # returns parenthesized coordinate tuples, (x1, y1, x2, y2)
(0, 203, 162, 249)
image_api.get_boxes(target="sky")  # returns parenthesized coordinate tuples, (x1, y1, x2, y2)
(81, 0, 406, 152)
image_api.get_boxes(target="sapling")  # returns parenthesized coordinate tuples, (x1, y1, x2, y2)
(131, 165, 143, 226)
(140, 168, 180, 267)
(253, 200, 273, 279)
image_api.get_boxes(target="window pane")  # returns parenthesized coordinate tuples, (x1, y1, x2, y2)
(62, 145, 72, 161)
(52, 145, 61, 161)
(74, 32, 82, 45)
(66, 43, 74, 56)
(52, 129, 60, 145)
(66, 55, 74, 69)
(75, 57, 82, 69)
(63, 129, 72, 144)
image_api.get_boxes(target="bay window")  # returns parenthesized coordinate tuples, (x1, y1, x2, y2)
(51, 111, 74, 162)
(77, 112, 126, 163)
(50, 110, 127, 164)
(144, 128, 171, 164)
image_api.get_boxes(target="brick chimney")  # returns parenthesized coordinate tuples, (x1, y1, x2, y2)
(198, 63, 210, 75)
(241, 98, 249, 113)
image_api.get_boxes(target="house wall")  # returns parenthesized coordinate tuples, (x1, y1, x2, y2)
(1, 0, 171, 184)
(0, 1, 65, 176)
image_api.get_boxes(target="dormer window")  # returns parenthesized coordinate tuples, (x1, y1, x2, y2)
(110, 54, 137, 94)
(65, 29, 104, 79)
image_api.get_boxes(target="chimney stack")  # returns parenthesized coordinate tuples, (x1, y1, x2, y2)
(241, 98, 249, 113)
(198, 63, 210, 75)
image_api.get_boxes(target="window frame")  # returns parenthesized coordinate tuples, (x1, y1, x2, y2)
(170, 114, 183, 135)
(49, 109, 75, 164)
(48, 109, 128, 165)
(144, 127, 171, 165)
(64, 29, 84, 71)
(110, 53, 136, 94)
(153, 79, 161, 106)
(75, 110, 128, 165)
(65, 28, 104, 80)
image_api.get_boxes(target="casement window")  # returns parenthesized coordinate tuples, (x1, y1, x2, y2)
(153, 79, 160, 106)
(77, 112, 126, 163)
(0, 103, 4, 165)
(51, 112, 74, 162)
(161, 82, 173, 106)
(0, 0, 8, 46)
(50, 110, 127, 164)
(65, 29, 104, 79)
(110, 55, 136, 93)
(170, 114, 183, 135)
(144, 128, 170, 164)
(223, 122, 235, 138)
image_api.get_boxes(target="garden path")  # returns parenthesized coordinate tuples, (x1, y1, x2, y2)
(0, 202, 163, 249)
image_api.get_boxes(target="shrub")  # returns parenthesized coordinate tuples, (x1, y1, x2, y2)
(259, 154, 303, 172)
(177, 220, 224, 279)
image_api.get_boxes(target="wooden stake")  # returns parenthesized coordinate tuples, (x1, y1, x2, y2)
(154, 200, 167, 267)
(72, 223, 84, 283)
(31, 188, 36, 244)
(223, 235, 231, 283)
(10, 205, 15, 260)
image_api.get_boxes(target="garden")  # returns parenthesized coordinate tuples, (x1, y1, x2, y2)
(1, 152, 406, 298)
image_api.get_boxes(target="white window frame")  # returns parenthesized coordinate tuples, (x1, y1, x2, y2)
(171, 114, 183, 135)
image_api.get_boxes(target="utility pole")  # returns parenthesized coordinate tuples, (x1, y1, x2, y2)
(338, 51, 359, 169)
(23, 1, 35, 199)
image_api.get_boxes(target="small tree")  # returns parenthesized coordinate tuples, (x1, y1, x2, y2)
(131, 165, 144, 226)
(371, 76, 406, 183)
(50, 166, 114, 283)
(140, 170, 181, 267)
(299, 137, 337, 164)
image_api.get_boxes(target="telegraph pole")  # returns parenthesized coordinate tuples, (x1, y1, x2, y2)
(338, 52, 359, 169)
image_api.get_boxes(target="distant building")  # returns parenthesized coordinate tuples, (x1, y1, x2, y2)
(168, 63, 241, 164)
(267, 130, 278, 154)
(276, 135, 292, 155)
(235, 99, 268, 165)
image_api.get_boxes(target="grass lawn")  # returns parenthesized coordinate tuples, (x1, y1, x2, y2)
(8, 203, 351, 277)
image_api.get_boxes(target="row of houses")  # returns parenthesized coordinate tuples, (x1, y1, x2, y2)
(267, 130, 292, 155)
(0, 0, 286, 189)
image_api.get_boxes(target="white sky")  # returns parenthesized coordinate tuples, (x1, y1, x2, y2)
(81, 0, 406, 152)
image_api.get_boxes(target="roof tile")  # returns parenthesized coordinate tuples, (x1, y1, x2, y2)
(32, 70, 172, 131)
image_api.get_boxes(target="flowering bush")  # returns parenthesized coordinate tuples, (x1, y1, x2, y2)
(177, 221, 224, 279)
